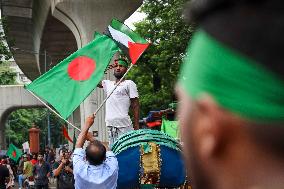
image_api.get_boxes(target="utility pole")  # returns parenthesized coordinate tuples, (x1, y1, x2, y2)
(45, 50, 51, 147)
(47, 109, 51, 147)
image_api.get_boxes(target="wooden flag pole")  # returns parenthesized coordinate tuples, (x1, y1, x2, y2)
(27, 89, 82, 131)
(93, 63, 134, 116)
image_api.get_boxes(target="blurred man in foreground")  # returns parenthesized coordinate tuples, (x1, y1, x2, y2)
(177, 0, 284, 189)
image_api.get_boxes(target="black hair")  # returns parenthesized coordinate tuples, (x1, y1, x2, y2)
(85, 141, 106, 166)
(38, 152, 44, 156)
(183, 0, 284, 78)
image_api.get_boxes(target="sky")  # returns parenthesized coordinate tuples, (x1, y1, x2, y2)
(124, 10, 146, 30)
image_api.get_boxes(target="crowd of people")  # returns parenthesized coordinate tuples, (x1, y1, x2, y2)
(0, 147, 75, 189)
(0, 58, 138, 189)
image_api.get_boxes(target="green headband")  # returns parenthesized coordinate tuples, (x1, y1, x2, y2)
(179, 30, 284, 122)
(117, 59, 128, 67)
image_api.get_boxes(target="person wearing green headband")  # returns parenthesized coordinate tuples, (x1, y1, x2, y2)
(116, 59, 129, 68)
(177, 0, 284, 189)
(98, 58, 140, 146)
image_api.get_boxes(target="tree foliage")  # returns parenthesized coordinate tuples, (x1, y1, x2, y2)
(127, 0, 194, 117)
(6, 109, 68, 149)
(0, 18, 12, 64)
(0, 62, 16, 85)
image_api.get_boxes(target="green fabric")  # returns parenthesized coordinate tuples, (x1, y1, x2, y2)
(140, 184, 155, 189)
(111, 129, 179, 151)
(179, 30, 284, 122)
(25, 32, 119, 119)
(161, 118, 179, 139)
(6, 143, 22, 162)
(142, 143, 152, 154)
(111, 129, 180, 155)
(110, 19, 148, 43)
(117, 59, 128, 67)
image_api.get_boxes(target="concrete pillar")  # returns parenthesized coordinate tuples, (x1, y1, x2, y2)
(51, 0, 142, 142)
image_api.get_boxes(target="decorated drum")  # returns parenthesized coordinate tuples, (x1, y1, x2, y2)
(111, 129, 186, 188)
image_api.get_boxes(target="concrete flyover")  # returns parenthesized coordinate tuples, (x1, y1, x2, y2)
(0, 85, 44, 149)
(1, 0, 143, 144)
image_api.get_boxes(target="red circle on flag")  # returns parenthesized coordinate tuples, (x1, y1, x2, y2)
(68, 56, 96, 81)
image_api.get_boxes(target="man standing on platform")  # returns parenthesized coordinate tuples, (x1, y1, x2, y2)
(99, 59, 140, 145)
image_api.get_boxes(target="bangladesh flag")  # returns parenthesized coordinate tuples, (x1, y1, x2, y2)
(6, 143, 22, 162)
(106, 19, 150, 64)
(25, 32, 119, 119)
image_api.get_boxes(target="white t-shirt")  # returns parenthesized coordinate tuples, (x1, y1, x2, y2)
(102, 80, 139, 127)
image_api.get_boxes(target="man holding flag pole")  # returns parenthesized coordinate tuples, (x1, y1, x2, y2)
(94, 19, 150, 145)
(98, 58, 140, 146)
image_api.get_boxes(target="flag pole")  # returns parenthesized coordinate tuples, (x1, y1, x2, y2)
(26, 89, 82, 132)
(93, 63, 134, 116)
(27, 63, 135, 132)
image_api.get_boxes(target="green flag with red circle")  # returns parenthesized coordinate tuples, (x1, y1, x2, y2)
(25, 32, 119, 119)
(6, 143, 22, 162)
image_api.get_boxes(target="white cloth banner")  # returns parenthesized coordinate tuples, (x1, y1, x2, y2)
(22, 141, 29, 150)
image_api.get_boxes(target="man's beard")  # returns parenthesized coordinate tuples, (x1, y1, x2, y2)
(114, 72, 123, 79)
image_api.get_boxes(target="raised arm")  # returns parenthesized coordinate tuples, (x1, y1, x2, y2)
(76, 115, 95, 148)
(53, 159, 66, 177)
(73, 115, 95, 175)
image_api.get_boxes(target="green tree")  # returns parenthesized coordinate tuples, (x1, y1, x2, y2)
(6, 108, 67, 149)
(6, 109, 44, 147)
(127, 0, 194, 117)
(0, 61, 16, 84)
(0, 16, 15, 85)
(0, 18, 12, 64)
